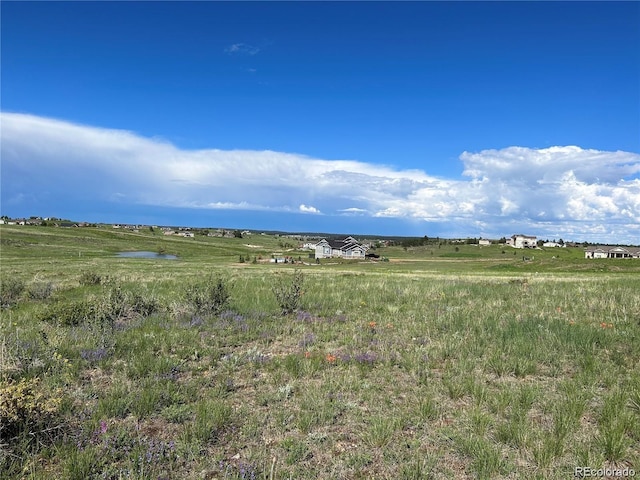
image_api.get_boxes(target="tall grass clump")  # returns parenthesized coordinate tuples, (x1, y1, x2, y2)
(27, 281, 55, 301)
(0, 277, 25, 308)
(272, 269, 304, 315)
(184, 276, 230, 315)
(37, 282, 160, 327)
(78, 270, 104, 286)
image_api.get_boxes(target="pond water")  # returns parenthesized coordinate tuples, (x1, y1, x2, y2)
(116, 251, 178, 260)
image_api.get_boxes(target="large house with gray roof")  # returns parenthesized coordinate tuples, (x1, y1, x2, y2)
(315, 236, 367, 259)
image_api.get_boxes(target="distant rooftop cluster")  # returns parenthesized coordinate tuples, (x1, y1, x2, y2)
(1, 217, 638, 257)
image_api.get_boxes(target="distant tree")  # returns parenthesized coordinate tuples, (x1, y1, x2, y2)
(149, 226, 154, 232)
(234, 230, 243, 238)
(558, 238, 565, 246)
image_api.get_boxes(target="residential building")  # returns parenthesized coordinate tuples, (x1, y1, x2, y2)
(507, 234, 537, 249)
(584, 246, 640, 259)
(315, 236, 367, 259)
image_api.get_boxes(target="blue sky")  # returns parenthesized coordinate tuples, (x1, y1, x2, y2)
(2, 1, 639, 243)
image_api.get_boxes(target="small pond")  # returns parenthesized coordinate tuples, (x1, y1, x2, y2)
(116, 251, 178, 260)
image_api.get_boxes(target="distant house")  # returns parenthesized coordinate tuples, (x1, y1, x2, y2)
(478, 239, 491, 246)
(507, 234, 537, 249)
(315, 236, 367, 259)
(178, 231, 194, 238)
(584, 246, 640, 259)
(543, 242, 564, 248)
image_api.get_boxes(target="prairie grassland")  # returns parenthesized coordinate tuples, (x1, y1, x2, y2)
(1, 226, 639, 479)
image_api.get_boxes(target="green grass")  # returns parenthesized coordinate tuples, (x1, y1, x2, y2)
(1, 225, 639, 478)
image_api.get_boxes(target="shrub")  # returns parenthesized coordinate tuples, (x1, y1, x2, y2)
(127, 292, 160, 317)
(38, 284, 160, 327)
(0, 277, 25, 308)
(27, 281, 55, 301)
(0, 377, 63, 446)
(38, 300, 100, 326)
(1, 377, 67, 476)
(184, 276, 230, 315)
(79, 271, 103, 286)
(272, 269, 304, 315)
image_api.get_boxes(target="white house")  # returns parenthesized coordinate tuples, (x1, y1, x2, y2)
(508, 234, 537, 249)
(585, 246, 640, 259)
(478, 239, 491, 246)
(543, 241, 564, 248)
(315, 236, 367, 259)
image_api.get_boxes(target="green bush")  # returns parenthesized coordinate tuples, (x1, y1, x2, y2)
(272, 269, 304, 315)
(0, 277, 25, 308)
(79, 271, 103, 286)
(38, 300, 101, 326)
(1, 377, 66, 476)
(0, 377, 62, 437)
(127, 291, 160, 317)
(38, 284, 160, 327)
(184, 276, 230, 315)
(27, 281, 55, 301)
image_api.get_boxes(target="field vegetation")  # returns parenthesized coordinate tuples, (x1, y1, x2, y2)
(1, 225, 639, 479)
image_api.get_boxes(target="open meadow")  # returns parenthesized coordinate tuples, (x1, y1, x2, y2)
(1, 225, 639, 479)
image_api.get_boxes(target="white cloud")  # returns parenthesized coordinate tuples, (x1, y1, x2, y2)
(299, 204, 320, 214)
(339, 207, 368, 215)
(1, 112, 639, 244)
(224, 43, 260, 55)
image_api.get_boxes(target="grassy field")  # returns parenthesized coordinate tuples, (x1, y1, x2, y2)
(1, 225, 639, 479)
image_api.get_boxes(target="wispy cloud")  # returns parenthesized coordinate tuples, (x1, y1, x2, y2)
(2, 112, 639, 243)
(224, 43, 261, 56)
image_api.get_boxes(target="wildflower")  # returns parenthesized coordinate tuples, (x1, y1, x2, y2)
(368, 321, 377, 329)
(556, 307, 562, 313)
(99, 420, 108, 434)
(569, 320, 575, 325)
(326, 353, 337, 363)
(385, 323, 393, 329)
(600, 322, 608, 329)
(304, 351, 311, 359)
